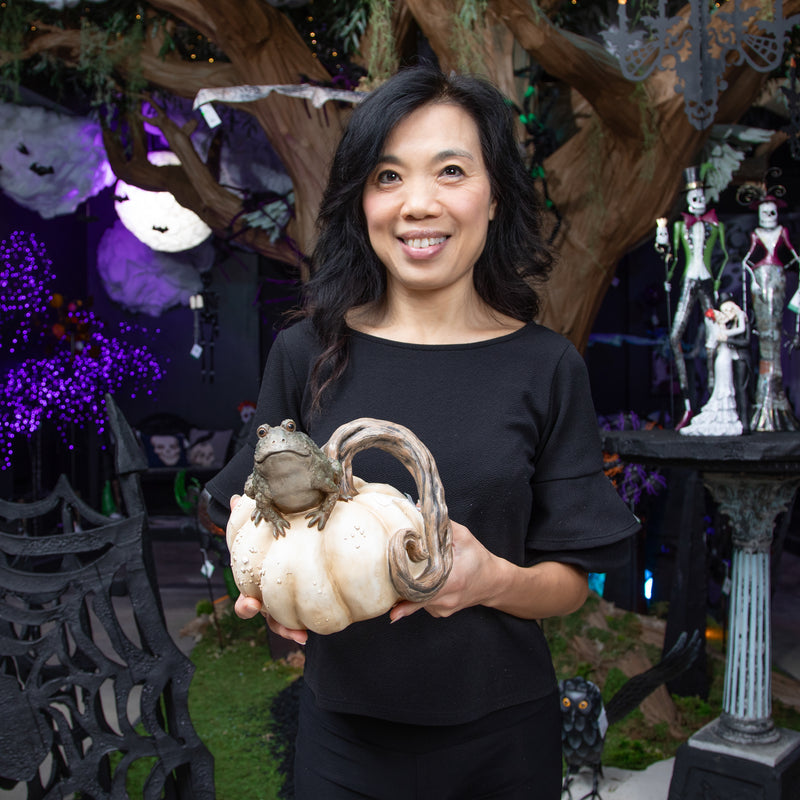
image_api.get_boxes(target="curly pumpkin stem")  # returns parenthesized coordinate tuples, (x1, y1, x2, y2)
(323, 418, 453, 602)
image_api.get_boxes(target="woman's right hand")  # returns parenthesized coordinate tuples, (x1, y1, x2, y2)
(233, 593, 309, 645)
(229, 494, 309, 646)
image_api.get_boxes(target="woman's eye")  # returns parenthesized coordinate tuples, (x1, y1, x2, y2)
(377, 169, 400, 184)
(442, 165, 464, 177)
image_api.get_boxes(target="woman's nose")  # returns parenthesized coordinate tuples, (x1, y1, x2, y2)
(400, 179, 441, 219)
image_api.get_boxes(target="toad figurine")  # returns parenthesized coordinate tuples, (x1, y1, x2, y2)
(243, 419, 345, 537)
(228, 417, 454, 633)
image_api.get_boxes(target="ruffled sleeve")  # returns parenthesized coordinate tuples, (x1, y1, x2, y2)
(524, 343, 639, 571)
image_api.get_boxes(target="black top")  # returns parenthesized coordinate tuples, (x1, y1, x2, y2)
(207, 319, 639, 724)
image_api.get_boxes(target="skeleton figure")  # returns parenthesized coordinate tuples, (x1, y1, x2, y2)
(655, 167, 729, 429)
(742, 190, 800, 431)
(680, 299, 750, 436)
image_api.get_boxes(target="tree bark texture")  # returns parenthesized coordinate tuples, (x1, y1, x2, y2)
(6, 0, 799, 349)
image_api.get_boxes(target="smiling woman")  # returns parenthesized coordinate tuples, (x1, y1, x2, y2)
(359, 103, 497, 322)
(206, 65, 639, 800)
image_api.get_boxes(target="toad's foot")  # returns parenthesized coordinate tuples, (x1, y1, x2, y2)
(305, 491, 341, 531)
(251, 504, 290, 537)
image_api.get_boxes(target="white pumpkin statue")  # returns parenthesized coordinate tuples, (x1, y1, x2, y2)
(226, 417, 453, 634)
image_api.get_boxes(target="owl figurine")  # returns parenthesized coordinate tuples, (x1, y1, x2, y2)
(559, 630, 701, 800)
(560, 677, 607, 800)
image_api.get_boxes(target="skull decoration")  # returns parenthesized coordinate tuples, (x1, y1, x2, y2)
(150, 434, 182, 466)
(758, 200, 779, 230)
(188, 440, 215, 467)
(686, 187, 707, 216)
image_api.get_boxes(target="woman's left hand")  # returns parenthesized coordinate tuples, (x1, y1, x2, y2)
(388, 520, 589, 623)
(389, 521, 501, 622)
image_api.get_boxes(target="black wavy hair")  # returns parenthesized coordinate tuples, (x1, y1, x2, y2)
(302, 65, 554, 412)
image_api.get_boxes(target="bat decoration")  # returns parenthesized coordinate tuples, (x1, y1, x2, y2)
(152, 225, 169, 233)
(114, 193, 129, 203)
(560, 630, 702, 800)
(29, 163, 54, 176)
(17, 143, 29, 155)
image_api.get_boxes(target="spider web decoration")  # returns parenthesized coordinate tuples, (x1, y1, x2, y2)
(0, 396, 213, 798)
(603, 0, 800, 130)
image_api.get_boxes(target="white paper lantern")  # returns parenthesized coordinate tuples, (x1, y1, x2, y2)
(113, 151, 212, 252)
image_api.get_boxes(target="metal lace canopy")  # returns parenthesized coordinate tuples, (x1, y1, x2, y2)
(603, 0, 800, 130)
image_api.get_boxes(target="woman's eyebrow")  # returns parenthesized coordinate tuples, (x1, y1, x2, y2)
(434, 148, 475, 162)
(375, 148, 476, 165)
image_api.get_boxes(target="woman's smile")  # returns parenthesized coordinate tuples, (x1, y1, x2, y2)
(398, 231, 449, 257)
(362, 102, 496, 297)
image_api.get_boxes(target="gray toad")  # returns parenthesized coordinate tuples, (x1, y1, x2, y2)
(244, 419, 344, 537)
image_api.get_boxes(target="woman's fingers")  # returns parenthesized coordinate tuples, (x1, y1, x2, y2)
(233, 594, 308, 645)
(234, 594, 262, 619)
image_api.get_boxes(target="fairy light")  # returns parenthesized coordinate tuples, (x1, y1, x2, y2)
(0, 231, 55, 354)
(0, 232, 165, 470)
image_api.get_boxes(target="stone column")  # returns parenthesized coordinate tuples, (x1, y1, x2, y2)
(703, 474, 800, 744)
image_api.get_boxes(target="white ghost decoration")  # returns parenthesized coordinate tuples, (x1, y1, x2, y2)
(96, 220, 213, 317)
(113, 151, 212, 252)
(0, 103, 115, 218)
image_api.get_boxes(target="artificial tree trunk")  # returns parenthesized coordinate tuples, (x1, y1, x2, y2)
(7, 0, 799, 349)
(488, 0, 800, 349)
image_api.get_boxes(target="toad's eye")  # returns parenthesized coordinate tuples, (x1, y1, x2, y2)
(257, 425, 269, 438)
(283, 420, 297, 432)
(376, 169, 400, 184)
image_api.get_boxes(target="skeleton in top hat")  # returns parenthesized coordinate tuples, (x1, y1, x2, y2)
(655, 166, 729, 429)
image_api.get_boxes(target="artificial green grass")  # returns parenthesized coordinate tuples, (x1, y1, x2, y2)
(543, 593, 800, 770)
(182, 593, 800, 795)
(187, 609, 302, 800)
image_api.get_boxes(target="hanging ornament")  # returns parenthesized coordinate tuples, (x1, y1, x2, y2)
(189, 293, 204, 360)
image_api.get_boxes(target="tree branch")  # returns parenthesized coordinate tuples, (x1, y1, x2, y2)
(490, 0, 643, 138)
(0, 22, 241, 99)
(103, 106, 301, 266)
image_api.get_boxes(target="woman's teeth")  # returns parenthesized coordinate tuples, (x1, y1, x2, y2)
(405, 237, 446, 249)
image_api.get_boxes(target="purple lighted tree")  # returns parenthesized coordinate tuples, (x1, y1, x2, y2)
(0, 231, 164, 471)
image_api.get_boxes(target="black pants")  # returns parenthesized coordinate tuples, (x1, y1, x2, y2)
(294, 682, 562, 799)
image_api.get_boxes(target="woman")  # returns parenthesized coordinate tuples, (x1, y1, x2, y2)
(207, 66, 638, 799)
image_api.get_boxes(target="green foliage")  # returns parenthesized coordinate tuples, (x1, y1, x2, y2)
(329, 0, 371, 56)
(451, 0, 489, 74)
(0, 1, 30, 98)
(602, 666, 629, 702)
(196, 599, 214, 617)
(365, 0, 397, 81)
(774, 694, 800, 732)
(0, 2, 212, 116)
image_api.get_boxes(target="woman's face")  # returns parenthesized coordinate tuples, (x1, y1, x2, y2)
(362, 102, 496, 300)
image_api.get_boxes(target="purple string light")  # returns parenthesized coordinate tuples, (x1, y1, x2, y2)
(0, 232, 165, 470)
(0, 231, 55, 354)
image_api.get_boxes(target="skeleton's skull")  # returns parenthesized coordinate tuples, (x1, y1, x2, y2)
(686, 188, 707, 215)
(759, 201, 779, 229)
(239, 404, 256, 425)
(188, 440, 215, 467)
(150, 434, 182, 466)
